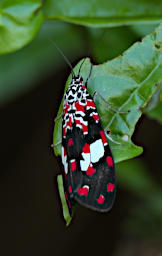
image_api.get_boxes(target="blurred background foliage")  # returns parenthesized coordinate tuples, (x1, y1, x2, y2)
(0, 1, 162, 256)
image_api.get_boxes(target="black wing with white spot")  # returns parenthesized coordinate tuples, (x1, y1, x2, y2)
(61, 77, 116, 213)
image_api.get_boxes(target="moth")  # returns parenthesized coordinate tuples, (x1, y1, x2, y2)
(58, 65, 116, 216)
(52, 40, 128, 217)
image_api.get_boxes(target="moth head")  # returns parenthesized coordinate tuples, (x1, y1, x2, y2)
(71, 75, 83, 85)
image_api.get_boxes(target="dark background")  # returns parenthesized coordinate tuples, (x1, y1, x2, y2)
(0, 21, 162, 256)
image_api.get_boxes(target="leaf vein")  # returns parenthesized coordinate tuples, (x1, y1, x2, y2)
(105, 62, 160, 132)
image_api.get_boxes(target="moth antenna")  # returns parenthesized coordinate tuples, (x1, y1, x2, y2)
(48, 38, 75, 77)
(78, 59, 86, 76)
(77, 29, 106, 76)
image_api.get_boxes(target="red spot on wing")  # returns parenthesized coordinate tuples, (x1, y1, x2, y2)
(67, 116, 72, 127)
(106, 156, 113, 167)
(70, 160, 76, 171)
(77, 186, 89, 196)
(82, 143, 90, 153)
(86, 165, 96, 176)
(107, 183, 115, 192)
(93, 113, 99, 121)
(63, 103, 70, 114)
(68, 138, 74, 146)
(75, 102, 85, 112)
(100, 130, 107, 145)
(68, 186, 72, 193)
(64, 173, 67, 180)
(81, 86, 86, 89)
(75, 119, 81, 125)
(63, 126, 66, 137)
(64, 147, 67, 156)
(97, 194, 105, 204)
(65, 192, 68, 200)
(86, 100, 96, 108)
(82, 123, 88, 134)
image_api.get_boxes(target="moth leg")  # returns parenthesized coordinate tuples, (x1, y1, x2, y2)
(51, 140, 62, 147)
(105, 131, 122, 145)
(54, 112, 63, 122)
(93, 91, 130, 114)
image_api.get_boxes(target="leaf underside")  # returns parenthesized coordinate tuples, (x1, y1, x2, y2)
(57, 175, 72, 226)
(53, 24, 162, 164)
(43, 0, 162, 27)
(54, 24, 162, 225)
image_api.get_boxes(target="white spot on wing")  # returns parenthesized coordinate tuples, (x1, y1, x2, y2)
(75, 111, 85, 116)
(61, 146, 64, 165)
(80, 153, 90, 171)
(76, 124, 82, 129)
(64, 159, 68, 174)
(83, 185, 89, 189)
(90, 139, 104, 163)
(61, 146, 68, 174)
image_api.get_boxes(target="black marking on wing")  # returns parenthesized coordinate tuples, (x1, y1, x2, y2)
(62, 170, 74, 216)
(63, 108, 116, 212)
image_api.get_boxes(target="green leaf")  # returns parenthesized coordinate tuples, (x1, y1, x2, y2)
(53, 24, 162, 163)
(0, 0, 43, 54)
(57, 175, 72, 226)
(145, 85, 162, 123)
(43, 0, 162, 27)
(0, 21, 85, 105)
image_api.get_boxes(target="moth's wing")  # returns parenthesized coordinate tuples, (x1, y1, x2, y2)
(61, 139, 74, 216)
(65, 101, 116, 212)
(63, 127, 85, 201)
